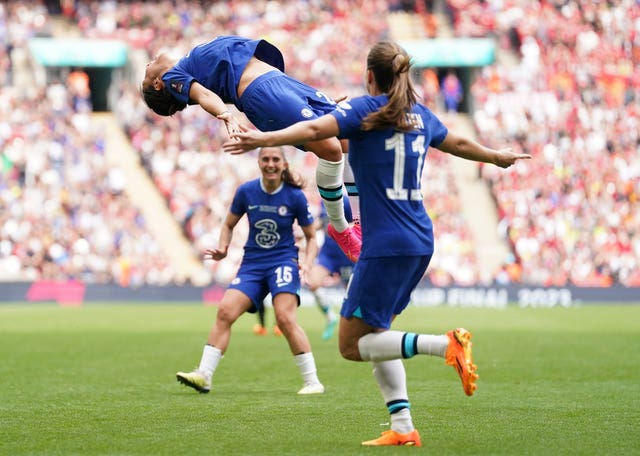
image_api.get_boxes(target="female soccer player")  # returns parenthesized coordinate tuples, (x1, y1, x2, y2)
(224, 40, 531, 446)
(176, 147, 324, 395)
(140, 35, 359, 261)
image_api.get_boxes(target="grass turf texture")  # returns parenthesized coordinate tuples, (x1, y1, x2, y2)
(0, 304, 638, 455)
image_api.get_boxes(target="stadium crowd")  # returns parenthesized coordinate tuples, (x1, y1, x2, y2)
(0, 1, 177, 285)
(1, 0, 637, 287)
(446, 0, 640, 286)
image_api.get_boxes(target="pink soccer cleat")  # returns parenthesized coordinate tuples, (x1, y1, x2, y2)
(328, 224, 361, 262)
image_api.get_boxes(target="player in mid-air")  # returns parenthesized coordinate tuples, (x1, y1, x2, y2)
(176, 146, 324, 395)
(140, 35, 360, 261)
(224, 40, 531, 446)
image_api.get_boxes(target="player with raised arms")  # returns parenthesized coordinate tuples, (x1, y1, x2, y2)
(141, 35, 360, 261)
(224, 40, 531, 446)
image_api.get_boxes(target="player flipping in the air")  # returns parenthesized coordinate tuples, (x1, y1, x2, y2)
(140, 35, 360, 261)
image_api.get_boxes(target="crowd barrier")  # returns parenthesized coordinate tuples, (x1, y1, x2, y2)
(1, 281, 638, 307)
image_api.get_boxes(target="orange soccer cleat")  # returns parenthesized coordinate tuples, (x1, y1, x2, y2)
(361, 429, 422, 447)
(253, 324, 268, 336)
(445, 327, 479, 396)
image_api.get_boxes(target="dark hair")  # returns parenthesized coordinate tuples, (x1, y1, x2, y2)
(361, 40, 418, 132)
(141, 86, 187, 116)
(282, 167, 305, 189)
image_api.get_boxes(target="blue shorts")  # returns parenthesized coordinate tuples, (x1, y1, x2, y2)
(239, 71, 336, 148)
(341, 255, 432, 329)
(229, 257, 301, 313)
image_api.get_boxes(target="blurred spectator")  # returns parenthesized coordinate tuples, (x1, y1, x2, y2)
(67, 68, 92, 112)
(441, 69, 463, 112)
(420, 68, 440, 109)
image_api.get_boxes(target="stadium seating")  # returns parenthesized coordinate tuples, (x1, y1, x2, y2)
(446, 0, 640, 286)
(2, 0, 636, 287)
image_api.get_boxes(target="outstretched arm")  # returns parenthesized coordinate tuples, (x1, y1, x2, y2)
(204, 212, 242, 261)
(223, 115, 340, 154)
(437, 132, 532, 168)
(189, 82, 241, 138)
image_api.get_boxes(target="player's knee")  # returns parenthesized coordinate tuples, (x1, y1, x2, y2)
(274, 311, 295, 330)
(338, 340, 362, 361)
(306, 139, 342, 162)
(215, 307, 235, 326)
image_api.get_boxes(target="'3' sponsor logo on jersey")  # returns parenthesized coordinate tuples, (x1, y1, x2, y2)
(254, 219, 280, 248)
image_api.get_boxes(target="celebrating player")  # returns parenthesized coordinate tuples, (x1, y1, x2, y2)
(140, 35, 360, 262)
(176, 147, 324, 395)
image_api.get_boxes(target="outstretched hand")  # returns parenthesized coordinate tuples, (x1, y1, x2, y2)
(222, 125, 270, 155)
(493, 149, 532, 168)
(216, 111, 241, 139)
(204, 248, 227, 261)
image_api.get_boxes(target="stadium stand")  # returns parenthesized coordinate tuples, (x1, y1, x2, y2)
(445, 0, 640, 286)
(2, 0, 637, 289)
(0, 2, 182, 285)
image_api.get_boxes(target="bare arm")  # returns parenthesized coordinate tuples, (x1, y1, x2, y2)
(437, 132, 532, 168)
(299, 223, 318, 278)
(204, 212, 242, 261)
(189, 82, 241, 138)
(223, 115, 340, 154)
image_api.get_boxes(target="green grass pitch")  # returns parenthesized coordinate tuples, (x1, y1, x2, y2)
(1, 303, 638, 455)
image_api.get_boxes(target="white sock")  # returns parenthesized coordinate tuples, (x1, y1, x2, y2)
(295, 352, 320, 385)
(343, 159, 360, 224)
(358, 331, 449, 361)
(358, 332, 404, 361)
(373, 359, 408, 402)
(326, 308, 337, 323)
(372, 360, 414, 434)
(198, 344, 222, 379)
(314, 290, 336, 323)
(316, 158, 348, 232)
(391, 408, 414, 434)
(416, 334, 449, 357)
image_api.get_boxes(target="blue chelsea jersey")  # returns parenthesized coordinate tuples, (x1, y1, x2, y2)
(230, 179, 313, 265)
(163, 35, 285, 107)
(331, 95, 448, 259)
